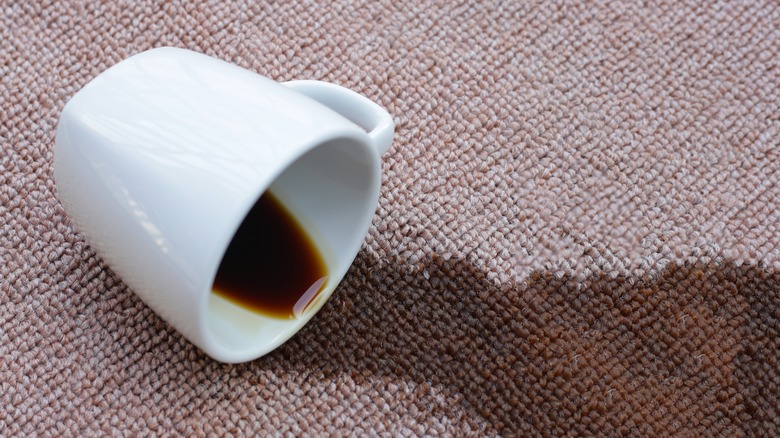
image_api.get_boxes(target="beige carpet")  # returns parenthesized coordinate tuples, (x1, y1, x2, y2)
(2, 0, 779, 435)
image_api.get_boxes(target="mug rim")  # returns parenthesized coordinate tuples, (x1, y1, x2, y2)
(197, 128, 381, 363)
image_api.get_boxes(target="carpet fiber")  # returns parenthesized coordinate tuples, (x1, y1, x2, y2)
(2, 0, 779, 435)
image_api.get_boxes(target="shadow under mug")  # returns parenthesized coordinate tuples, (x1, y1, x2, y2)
(54, 47, 394, 363)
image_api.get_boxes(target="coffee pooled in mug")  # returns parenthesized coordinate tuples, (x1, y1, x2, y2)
(212, 191, 328, 319)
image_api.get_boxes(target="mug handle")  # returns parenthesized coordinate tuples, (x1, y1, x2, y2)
(282, 80, 395, 155)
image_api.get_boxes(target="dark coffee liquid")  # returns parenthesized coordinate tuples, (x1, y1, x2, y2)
(212, 191, 328, 319)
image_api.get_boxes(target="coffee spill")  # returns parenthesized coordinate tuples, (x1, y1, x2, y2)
(212, 190, 328, 319)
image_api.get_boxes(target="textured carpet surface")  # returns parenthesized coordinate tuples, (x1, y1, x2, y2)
(1, 0, 779, 435)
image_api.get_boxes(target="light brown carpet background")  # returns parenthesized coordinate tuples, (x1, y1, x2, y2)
(1, 0, 779, 435)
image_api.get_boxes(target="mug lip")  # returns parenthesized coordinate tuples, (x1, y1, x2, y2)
(197, 127, 381, 363)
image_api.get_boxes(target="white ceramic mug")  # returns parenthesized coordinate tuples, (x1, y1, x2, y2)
(54, 47, 393, 363)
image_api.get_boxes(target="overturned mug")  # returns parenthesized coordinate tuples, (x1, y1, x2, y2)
(54, 47, 393, 363)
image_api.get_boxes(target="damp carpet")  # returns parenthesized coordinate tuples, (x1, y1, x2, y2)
(1, 0, 779, 435)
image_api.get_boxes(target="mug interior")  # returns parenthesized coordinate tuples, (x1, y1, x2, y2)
(204, 136, 378, 360)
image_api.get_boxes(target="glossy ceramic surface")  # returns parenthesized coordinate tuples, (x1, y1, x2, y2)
(54, 47, 393, 362)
